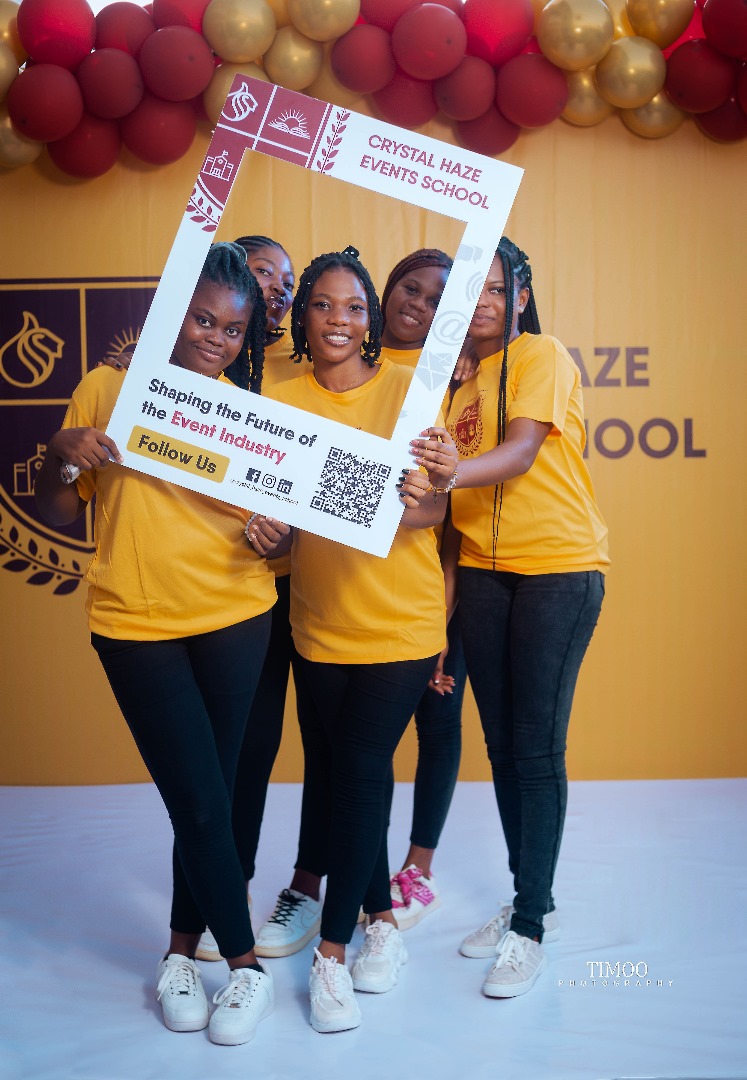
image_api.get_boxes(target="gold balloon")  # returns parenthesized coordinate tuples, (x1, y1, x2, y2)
(537, 0, 614, 71)
(0, 41, 18, 101)
(531, 0, 552, 33)
(203, 0, 277, 64)
(263, 25, 323, 90)
(0, 0, 25, 65)
(603, 0, 636, 38)
(204, 62, 269, 124)
(626, 0, 693, 47)
(562, 67, 616, 124)
(287, 0, 359, 42)
(620, 89, 685, 136)
(594, 35, 665, 107)
(0, 105, 42, 169)
(266, 0, 292, 28)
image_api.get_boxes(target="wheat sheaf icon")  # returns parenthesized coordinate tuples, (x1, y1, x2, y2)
(0, 311, 63, 389)
(268, 109, 310, 139)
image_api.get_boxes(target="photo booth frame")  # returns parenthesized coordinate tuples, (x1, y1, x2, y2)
(106, 76, 523, 556)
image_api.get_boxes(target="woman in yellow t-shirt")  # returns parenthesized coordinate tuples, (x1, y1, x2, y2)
(34, 244, 278, 1047)
(248, 246, 458, 1034)
(415, 237, 608, 1001)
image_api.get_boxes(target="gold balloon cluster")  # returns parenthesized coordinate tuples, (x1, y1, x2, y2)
(202, 0, 359, 120)
(533, 0, 692, 137)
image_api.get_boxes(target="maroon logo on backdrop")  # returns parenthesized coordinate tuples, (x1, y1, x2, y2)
(188, 78, 333, 233)
(0, 277, 157, 595)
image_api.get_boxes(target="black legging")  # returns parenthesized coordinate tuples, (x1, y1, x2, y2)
(92, 612, 271, 959)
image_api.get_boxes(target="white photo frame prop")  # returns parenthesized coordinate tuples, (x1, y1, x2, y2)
(106, 77, 523, 557)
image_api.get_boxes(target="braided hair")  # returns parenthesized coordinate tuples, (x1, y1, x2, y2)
(233, 234, 293, 345)
(490, 237, 542, 566)
(380, 248, 453, 329)
(195, 241, 267, 393)
(290, 246, 383, 366)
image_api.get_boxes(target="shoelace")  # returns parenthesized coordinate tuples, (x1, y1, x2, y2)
(267, 888, 305, 926)
(157, 957, 200, 1000)
(213, 969, 257, 1009)
(495, 931, 528, 972)
(480, 904, 513, 935)
(361, 920, 393, 958)
(312, 949, 346, 1005)
(390, 868, 419, 907)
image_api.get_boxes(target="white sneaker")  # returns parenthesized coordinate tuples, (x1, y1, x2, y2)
(390, 865, 441, 930)
(351, 919, 408, 993)
(482, 930, 546, 998)
(156, 953, 208, 1032)
(255, 888, 322, 958)
(208, 966, 273, 1045)
(460, 904, 560, 957)
(309, 948, 362, 1033)
(195, 892, 253, 962)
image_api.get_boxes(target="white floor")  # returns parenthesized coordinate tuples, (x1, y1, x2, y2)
(1, 780, 745, 1080)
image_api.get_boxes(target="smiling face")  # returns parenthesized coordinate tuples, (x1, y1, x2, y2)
(468, 254, 529, 360)
(171, 278, 251, 378)
(382, 264, 449, 350)
(302, 266, 370, 371)
(245, 244, 295, 333)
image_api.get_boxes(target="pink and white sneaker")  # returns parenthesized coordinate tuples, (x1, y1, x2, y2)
(390, 865, 440, 931)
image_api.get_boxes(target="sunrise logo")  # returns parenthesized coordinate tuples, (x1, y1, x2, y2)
(268, 109, 310, 139)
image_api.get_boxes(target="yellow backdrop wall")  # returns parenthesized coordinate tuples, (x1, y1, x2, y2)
(2, 105, 745, 784)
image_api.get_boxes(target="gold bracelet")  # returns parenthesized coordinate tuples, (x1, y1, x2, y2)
(431, 466, 458, 500)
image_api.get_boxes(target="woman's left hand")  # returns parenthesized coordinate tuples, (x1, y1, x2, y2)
(396, 468, 431, 508)
(245, 514, 290, 556)
(410, 427, 459, 491)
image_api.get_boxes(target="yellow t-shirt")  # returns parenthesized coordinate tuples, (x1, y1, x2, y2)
(379, 345, 421, 370)
(267, 358, 446, 663)
(260, 331, 308, 389)
(65, 367, 277, 640)
(447, 333, 609, 575)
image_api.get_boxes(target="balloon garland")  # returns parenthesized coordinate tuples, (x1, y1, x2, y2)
(0, 0, 745, 177)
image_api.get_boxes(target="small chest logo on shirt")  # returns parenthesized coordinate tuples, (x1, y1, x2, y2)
(451, 393, 484, 456)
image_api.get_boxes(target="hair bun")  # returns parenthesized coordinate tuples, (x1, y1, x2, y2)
(341, 245, 360, 260)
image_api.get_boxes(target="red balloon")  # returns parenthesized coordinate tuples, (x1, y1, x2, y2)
(521, 35, 542, 54)
(76, 48, 144, 119)
(428, 0, 465, 16)
(696, 93, 747, 138)
(119, 91, 196, 163)
(17, 0, 95, 69)
(152, 0, 212, 32)
(360, 0, 421, 32)
(372, 69, 438, 127)
(95, 2, 156, 57)
(434, 54, 495, 120)
(463, 0, 533, 67)
(456, 105, 520, 155)
(702, 0, 747, 59)
(662, 7, 704, 58)
(7, 63, 84, 141)
(496, 53, 568, 127)
(47, 112, 121, 177)
(737, 62, 747, 112)
(392, 3, 467, 80)
(138, 25, 214, 101)
(331, 25, 396, 94)
(665, 39, 736, 112)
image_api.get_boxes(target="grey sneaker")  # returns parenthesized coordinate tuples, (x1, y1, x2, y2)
(208, 966, 273, 1045)
(156, 953, 208, 1032)
(351, 919, 408, 993)
(255, 888, 322, 958)
(460, 904, 560, 957)
(309, 949, 362, 1033)
(482, 930, 546, 998)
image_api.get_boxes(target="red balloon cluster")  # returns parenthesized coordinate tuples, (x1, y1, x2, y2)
(663, 0, 747, 140)
(333, 0, 568, 154)
(5, 0, 216, 178)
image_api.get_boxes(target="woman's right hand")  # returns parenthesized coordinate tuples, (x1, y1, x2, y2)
(48, 427, 123, 471)
(245, 514, 291, 557)
(98, 350, 133, 371)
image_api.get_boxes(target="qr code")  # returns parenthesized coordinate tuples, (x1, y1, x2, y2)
(310, 446, 392, 528)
